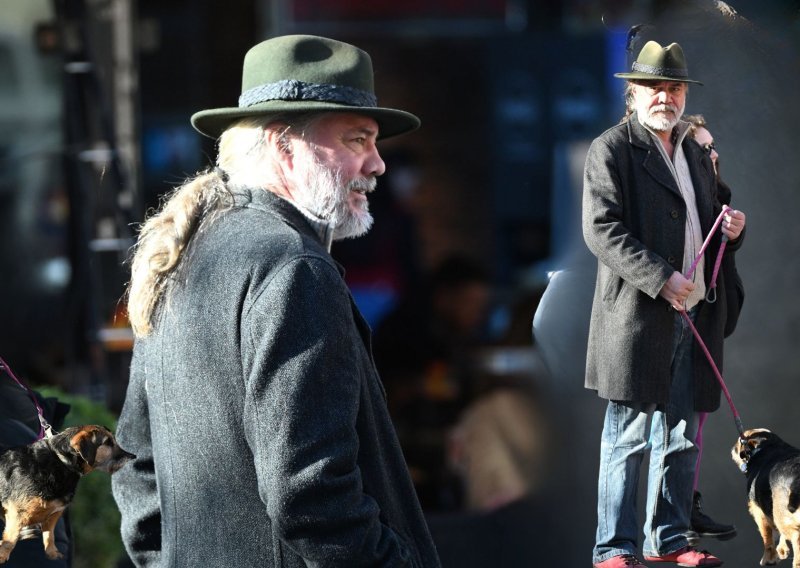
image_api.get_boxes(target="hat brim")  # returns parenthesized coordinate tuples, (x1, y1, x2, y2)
(191, 100, 421, 140)
(614, 72, 703, 85)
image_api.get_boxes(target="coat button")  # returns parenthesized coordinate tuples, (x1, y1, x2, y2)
(668, 256, 676, 264)
(670, 210, 679, 219)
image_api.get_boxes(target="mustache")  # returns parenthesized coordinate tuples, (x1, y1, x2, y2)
(650, 104, 678, 115)
(348, 177, 377, 193)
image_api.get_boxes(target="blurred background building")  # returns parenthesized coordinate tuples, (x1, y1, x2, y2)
(1, 0, 799, 566)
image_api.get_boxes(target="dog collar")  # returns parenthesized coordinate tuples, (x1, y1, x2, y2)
(740, 446, 762, 474)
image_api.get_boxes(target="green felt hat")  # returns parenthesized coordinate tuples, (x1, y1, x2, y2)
(614, 40, 703, 85)
(191, 34, 421, 140)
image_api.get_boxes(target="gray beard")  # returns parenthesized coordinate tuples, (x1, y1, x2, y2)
(640, 104, 684, 133)
(294, 158, 376, 241)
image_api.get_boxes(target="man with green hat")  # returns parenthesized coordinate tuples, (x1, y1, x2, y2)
(583, 41, 746, 568)
(112, 34, 441, 567)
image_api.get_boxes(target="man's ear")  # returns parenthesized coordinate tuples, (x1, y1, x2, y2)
(266, 124, 292, 154)
(265, 125, 294, 172)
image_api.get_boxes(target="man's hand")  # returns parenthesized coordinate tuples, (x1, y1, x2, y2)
(721, 209, 746, 241)
(659, 271, 696, 311)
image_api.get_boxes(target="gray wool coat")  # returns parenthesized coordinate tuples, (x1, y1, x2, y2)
(582, 113, 744, 412)
(111, 189, 441, 568)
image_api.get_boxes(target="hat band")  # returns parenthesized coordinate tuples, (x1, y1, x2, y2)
(631, 61, 689, 79)
(239, 79, 377, 109)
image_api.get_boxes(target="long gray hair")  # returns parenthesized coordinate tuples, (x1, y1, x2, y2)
(126, 113, 320, 337)
(619, 82, 636, 124)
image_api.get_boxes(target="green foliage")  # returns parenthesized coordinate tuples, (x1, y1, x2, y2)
(37, 387, 126, 568)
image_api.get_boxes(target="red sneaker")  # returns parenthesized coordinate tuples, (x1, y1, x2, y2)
(644, 546, 722, 567)
(593, 554, 648, 568)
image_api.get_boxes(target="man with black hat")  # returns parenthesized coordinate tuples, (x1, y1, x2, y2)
(583, 41, 746, 568)
(111, 35, 441, 567)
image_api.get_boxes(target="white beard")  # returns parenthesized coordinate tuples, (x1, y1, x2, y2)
(292, 155, 376, 241)
(639, 102, 684, 132)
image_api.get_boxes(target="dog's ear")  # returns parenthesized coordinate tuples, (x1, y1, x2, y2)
(69, 428, 98, 466)
(740, 432, 771, 460)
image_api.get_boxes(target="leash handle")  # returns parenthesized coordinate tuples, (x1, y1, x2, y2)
(686, 205, 731, 282)
(0, 355, 53, 440)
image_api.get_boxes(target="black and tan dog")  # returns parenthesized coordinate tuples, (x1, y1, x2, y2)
(732, 428, 800, 567)
(0, 425, 135, 563)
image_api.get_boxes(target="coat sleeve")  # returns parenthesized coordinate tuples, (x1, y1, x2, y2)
(111, 344, 163, 567)
(582, 137, 675, 299)
(242, 256, 416, 568)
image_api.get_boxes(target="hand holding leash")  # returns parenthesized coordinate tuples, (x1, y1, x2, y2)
(720, 209, 746, 241)
(659, 271, 696, 311)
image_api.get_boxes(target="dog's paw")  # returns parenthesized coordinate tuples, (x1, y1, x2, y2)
(761, 546, 779, 566)
(777, 538, 790, 559)
(44, 547, 64, 561)
(0, 543, 10, 564)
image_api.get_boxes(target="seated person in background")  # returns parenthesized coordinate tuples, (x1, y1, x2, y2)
(426, 369, 559, 568)
(447, 383, 547, 511)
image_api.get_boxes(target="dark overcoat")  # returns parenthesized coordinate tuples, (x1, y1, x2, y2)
(582, 113, 743, 412)
(111, 189, 441, 567)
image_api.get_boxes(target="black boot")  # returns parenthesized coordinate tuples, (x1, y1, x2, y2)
(690, 490, 737, 540)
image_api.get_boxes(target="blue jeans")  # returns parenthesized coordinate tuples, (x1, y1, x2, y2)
(593, 308, 700, 563)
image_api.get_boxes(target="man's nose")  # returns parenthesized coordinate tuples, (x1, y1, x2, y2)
(366, 148, 386, 177)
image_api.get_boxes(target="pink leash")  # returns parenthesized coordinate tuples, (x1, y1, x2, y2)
(680, 205, 745, 437)
(0, 355, 54, 440)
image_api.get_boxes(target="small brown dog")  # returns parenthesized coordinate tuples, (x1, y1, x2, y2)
(0, 425, 135, 563)
(732, 428, 800, 567)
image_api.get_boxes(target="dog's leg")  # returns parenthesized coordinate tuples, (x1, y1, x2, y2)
(789, 530, 800, 568)
(0, 505, 22, 564)
(40, 510, 65, 560)
(777, 532, 791, 560)
(751, 502, 779, 566)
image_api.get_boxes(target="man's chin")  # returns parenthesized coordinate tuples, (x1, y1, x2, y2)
(333, 214, 373, 241)
(644, 115, 676, 132)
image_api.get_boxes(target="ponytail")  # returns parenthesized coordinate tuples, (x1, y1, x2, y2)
(127, 169, 231, 337)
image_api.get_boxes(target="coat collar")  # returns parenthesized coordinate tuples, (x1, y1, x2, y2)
(625, 111, 691, 152)
(230, 187, 334, 251)
(625, 111, 654, 150)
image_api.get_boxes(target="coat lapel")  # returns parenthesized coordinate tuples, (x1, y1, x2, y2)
(627, 114, 681, 197)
